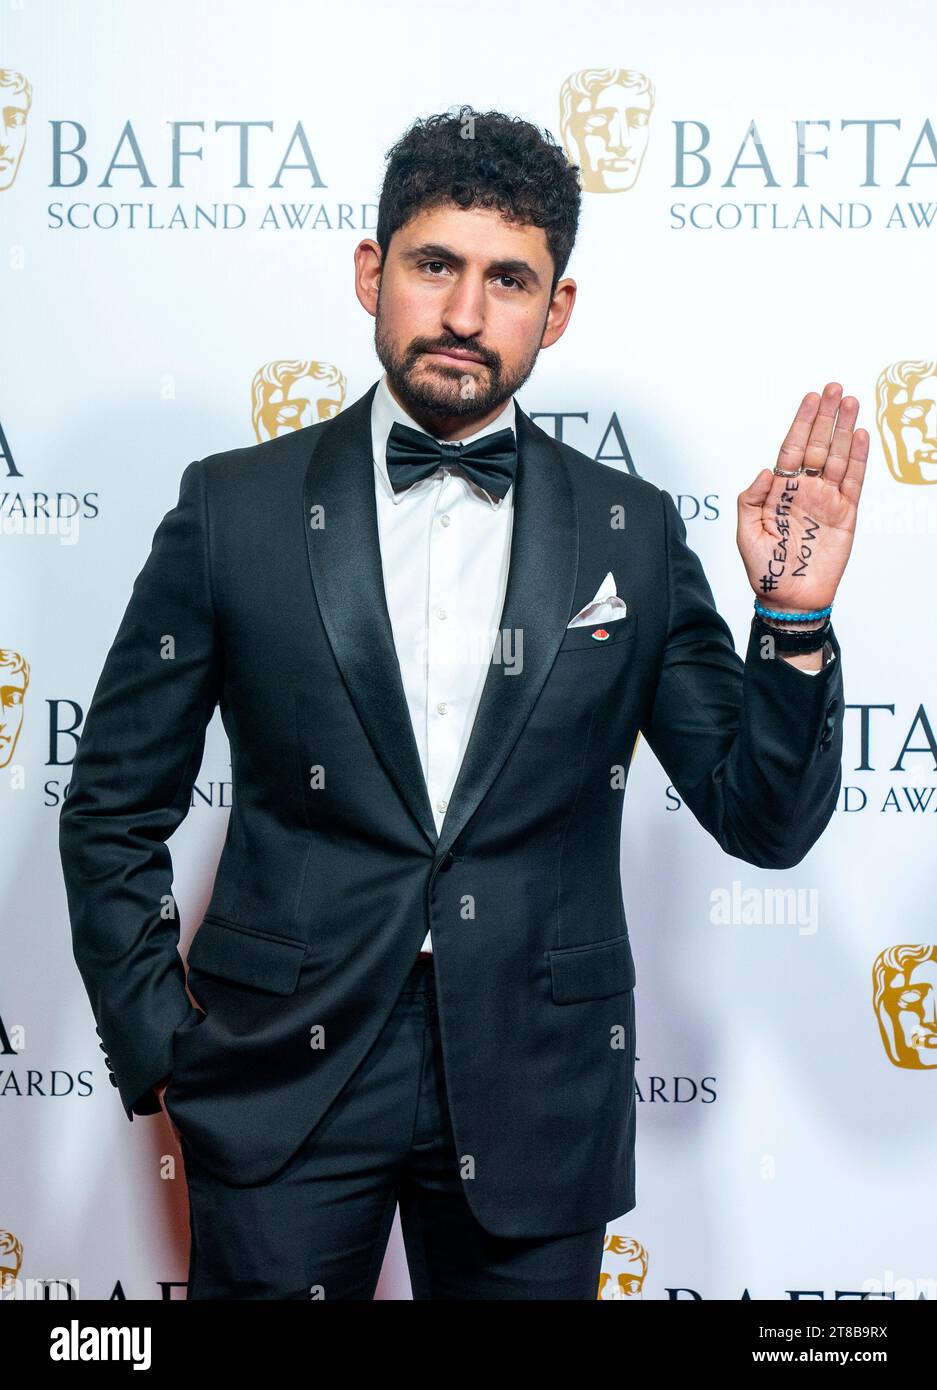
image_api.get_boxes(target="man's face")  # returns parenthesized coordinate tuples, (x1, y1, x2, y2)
(365, 203, 571, 423)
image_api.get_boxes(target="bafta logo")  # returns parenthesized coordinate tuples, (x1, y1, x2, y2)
(0, 1230, 23, 1295)
(559, 68, 655, 194)
(874, 945, 937, 1069)
(251, 361, 347, 441)
(0, 70, 32, 191)
(0, 649, 29, 769)
(875, 361, 937, 485)
(597, 1233, 648, 1298)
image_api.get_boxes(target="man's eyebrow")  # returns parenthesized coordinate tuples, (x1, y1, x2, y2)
(401, 242, 542, 287)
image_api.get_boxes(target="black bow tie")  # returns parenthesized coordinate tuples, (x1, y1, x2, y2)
(385, 420, 517, 501)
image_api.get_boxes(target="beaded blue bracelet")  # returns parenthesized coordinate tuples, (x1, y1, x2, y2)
(753, 599, 833, 622)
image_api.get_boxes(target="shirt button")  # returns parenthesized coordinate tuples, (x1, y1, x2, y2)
(436, 798, 448, 813)
(440, 514, 451, 527)
(437, 701, 448, 715)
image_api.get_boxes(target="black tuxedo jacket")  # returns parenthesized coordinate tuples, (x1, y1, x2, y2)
(58, 379, 844, 1238)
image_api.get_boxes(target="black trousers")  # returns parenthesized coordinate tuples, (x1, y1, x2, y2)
(178, 953, 606, 1299)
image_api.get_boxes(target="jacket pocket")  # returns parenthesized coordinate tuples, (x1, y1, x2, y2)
(556, 611, 638, 654)
(545, 931, 636, 1003)
(186, 915, 307, 996)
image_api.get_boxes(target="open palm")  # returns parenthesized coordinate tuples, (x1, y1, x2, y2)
(737, 383, 868, 614)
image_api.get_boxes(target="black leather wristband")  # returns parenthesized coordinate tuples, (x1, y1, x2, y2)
(751, 613, 832, 655)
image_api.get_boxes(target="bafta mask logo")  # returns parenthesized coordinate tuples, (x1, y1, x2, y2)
(875, 361, 937, 485)
(251, 360, 347, 441)
(0, 649, 29, 769)
(874, 945, 937, 1069)
(597, 1233, 648, 1298)
(560, 68, 655, 194)
(0, 1230, 23, 1295)
(0, 69, 32, 192)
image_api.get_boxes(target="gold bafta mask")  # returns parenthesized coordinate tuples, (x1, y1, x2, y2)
(0, 70, 32, 192)
(874, 945, 937, 1069)
(0, 650, 29, 769)
(251, 361, 347, 441)
(560, 68, 655, 194)
(597, 1233, 648, 1298)
(0, 1231, 23, 1295)
(875, 361, 937, 485)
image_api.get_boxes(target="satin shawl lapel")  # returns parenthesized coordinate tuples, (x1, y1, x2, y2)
(302, 381, 579, 859)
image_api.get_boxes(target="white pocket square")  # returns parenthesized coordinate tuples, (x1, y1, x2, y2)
(566, 571, 628, 628)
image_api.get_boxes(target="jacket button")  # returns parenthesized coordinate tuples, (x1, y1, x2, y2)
(108, 1073, 118, 1088)
(826, 698, 840, 715)
(439, 851, 455, 871)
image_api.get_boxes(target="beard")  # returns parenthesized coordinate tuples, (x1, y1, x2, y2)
(374, 288, 544, 422)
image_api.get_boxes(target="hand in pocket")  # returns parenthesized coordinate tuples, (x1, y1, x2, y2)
(155, 1076, 183, 1149)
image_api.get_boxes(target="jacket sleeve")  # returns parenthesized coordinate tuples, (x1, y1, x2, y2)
(638, 488, 844, 870)
(58, 459, 222, 1120)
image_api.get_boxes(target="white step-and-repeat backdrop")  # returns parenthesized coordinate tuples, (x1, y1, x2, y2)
(3, 0, 935, 1300)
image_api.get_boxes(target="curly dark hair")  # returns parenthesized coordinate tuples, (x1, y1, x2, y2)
(376, 105, 582, 297)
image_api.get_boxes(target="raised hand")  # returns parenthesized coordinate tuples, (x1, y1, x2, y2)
(737, 382, 868, 616)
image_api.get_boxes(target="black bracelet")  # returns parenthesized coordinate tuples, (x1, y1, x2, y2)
(751, 613, 831, 655)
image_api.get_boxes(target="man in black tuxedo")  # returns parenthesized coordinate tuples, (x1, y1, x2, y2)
(59, 105, 866, 1299)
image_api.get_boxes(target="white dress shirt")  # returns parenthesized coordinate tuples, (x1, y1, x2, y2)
(371, 372, 516, 954)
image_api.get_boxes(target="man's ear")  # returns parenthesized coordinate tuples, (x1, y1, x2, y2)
(541, 278, 577, 349)
(354, 238, 384, 318)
